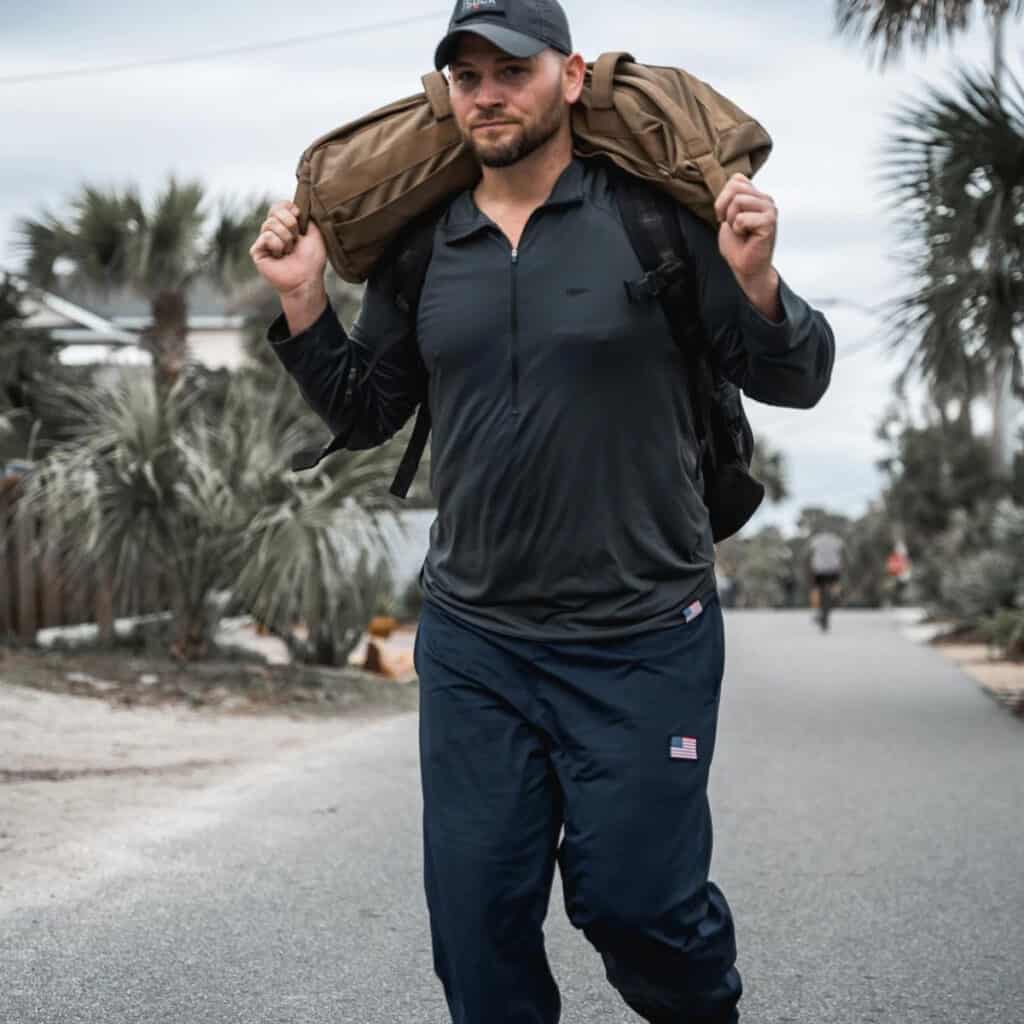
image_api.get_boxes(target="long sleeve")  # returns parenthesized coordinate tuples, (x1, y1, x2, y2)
(677, 206, 836, 409)
(266, 259, 426, 453)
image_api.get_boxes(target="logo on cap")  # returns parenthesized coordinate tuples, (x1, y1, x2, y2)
(461, 0, 499, 12)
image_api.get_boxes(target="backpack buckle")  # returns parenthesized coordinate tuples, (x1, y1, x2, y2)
(623, 256, 687, 303)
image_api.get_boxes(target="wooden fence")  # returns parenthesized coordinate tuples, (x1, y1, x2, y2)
(0, 473, 169, 643)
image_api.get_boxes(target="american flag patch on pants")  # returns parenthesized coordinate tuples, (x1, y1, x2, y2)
(670, 736, 698, 760)
(683, 600, 704, 623)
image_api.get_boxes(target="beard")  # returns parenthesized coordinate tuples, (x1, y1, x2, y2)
(463, 86, 566, 168)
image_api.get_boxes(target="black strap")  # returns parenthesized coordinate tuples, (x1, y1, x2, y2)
(358, 208, 441, 498)
(612, 171, 716, 472)
(390, 403, 432, 497)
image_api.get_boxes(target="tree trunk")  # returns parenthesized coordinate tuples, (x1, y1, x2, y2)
(991, 347, 1015, 476)
(171, 604, 210, 661)
(146, 290, 188, 401)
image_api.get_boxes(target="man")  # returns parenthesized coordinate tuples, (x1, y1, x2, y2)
(808, 529, 845, 631)
(250, 1, 835, 1020)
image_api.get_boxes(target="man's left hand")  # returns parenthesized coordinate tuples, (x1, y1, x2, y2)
(714, 173, 780, 316)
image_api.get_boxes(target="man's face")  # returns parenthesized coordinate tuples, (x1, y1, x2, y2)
(448, 35, 568, 168)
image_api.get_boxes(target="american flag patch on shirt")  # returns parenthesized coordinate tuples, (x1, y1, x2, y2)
(670, 736, 698, 760)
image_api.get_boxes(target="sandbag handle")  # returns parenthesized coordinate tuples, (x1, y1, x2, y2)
(294, 154, 312, 234)
(592, 51, 635, 110)
(422, 71, 454, 121)
(694, 154, 729, 199)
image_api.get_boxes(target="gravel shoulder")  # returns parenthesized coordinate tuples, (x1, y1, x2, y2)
(932, 642, 1024, 713)
(0, 655, 417, 912)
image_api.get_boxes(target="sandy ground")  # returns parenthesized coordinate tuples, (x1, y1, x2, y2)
(0, 676, 412, 911)
(892, 607, 1024, 713)
(933, 642, 1024, 711)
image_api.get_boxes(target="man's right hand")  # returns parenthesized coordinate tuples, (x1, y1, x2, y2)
(250, 200, 329, 334)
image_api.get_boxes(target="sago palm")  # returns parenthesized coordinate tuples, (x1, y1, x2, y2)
(24, 367, 413, 663)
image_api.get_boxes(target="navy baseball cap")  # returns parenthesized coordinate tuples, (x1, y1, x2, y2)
(434, 0, 573, 70)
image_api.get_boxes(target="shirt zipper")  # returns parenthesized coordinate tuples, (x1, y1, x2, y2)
(510, 246, 519, 415)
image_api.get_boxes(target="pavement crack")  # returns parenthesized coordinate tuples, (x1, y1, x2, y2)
(0, 758, 235, 784)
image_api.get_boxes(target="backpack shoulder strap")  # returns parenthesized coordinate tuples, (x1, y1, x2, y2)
(358, 205, 445, 498)
(391, 206, 442, 319)
(612, 169, 765, 540)
(387, 207, 441, 498)
(610, 169, 713, 459)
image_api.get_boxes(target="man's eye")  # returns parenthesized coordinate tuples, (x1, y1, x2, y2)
(454, 72, 478, 86)
(502, 66, 527, 78)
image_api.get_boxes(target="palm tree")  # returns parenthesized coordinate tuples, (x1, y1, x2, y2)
(835, 0, 1021, 67)
(836, 0, 1024, 473)
(18, 179, 431, 660)
(883, 69, 1024, 428)
(17, 179, 265, 401)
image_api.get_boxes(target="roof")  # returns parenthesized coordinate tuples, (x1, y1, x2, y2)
(5, 270, 244, 346)
(4, 270, 248, 369)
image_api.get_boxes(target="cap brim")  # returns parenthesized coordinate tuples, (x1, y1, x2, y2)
(434, 24, 546, 70)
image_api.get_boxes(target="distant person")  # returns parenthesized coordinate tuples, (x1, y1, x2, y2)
(250, 0, 835, 1019)
(808, 530, 844, 631)
(885, 542, 911, 606)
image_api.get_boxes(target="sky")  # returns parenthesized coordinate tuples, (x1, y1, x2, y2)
(0, 0, 1018, 534)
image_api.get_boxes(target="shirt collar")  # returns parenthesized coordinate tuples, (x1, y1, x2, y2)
(441, 158, 587, 245)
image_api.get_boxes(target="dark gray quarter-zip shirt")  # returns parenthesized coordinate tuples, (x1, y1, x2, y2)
(269, 159, 835, 640)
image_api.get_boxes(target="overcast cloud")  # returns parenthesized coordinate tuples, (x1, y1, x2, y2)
(1, 1, 1016, 531)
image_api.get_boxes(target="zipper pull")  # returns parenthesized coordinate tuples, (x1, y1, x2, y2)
(511, 247, 518, 264)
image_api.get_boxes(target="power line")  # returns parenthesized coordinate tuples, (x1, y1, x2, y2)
(0, 11, 449, 86)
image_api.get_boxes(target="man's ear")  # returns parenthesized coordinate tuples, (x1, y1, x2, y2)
(563, 52, 586, 104)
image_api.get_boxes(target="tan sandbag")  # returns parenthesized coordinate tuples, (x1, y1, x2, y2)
(294, 52, 772, 284)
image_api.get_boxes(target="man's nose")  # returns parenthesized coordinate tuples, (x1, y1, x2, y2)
(474, 75, 506, 110)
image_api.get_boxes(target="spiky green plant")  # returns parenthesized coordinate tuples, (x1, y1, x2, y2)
(23, 365, 412, 662)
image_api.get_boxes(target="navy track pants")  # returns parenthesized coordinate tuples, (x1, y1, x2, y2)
(414, 595, 742, 1024)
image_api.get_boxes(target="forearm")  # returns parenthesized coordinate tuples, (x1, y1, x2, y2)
(729, 277, 836, 409)
(735, 267, 782, 324)
(280, 280, 329, 337)
(681, 212, 834, 408)
(268, 302, 360, 437)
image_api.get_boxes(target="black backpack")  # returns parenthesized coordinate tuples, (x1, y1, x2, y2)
(307, 171, 765, 543)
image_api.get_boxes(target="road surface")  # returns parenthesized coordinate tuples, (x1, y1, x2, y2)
(2, 610, 1022, 1023)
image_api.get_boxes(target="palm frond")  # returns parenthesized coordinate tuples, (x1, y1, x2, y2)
(140, 177, 207, 295)
(834, 0, 1022, 66)
(881, 64, 1024, 396)
(16, 213, 73, 289)
(205, 196, 270, 292)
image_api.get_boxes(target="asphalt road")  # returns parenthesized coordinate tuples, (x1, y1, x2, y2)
(2, 610, 1023, 1024)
